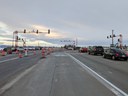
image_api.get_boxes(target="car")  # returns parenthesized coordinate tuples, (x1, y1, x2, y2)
(88, 46, 104, 55)
(3, 47, 12, 54)
(16, 47, 25, 53)
(67, 47, 74, 50)
(103, 48, 128, 61)
(79, 47, 88, 53)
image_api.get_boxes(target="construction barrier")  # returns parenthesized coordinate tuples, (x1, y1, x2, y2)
(24, 50, 28, 57)
(33, 50, 36, 55)
(47, 48, 51, 55)
(15, 50, 19, 54)
(0, 50, 7, 56)
(18, 53, 23, 58)
(42, 48, 46, 58)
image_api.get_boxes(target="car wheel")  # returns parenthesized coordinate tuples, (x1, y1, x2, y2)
(124, 58, 127, 61)
(112, 56, 116, 60)
(103, 54, 106, 58)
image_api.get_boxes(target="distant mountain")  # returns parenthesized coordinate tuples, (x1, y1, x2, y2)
(0, 45, 11, 48)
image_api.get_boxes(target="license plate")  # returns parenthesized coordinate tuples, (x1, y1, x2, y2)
(122, 55, 125, 57)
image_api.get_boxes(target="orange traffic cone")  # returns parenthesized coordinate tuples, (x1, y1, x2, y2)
(1, 50, 6, 56)
(16, 50, 19, 54)
(47, 48, 50, 55)
(42, 48, 46, 58)
(18, 53, 22, 58)
(33, 50, 36, 55)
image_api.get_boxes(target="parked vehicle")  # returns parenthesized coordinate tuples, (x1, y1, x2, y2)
(67, 47, 74, 50)
(3, 47, 12, 54)
(16, 47, 25, 53)
(79, 47, 88, 53)
(88, 46, 104, 55)
(103, 48, 128, 61)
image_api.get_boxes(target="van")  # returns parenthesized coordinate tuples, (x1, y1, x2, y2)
(88, 46, 104, 55)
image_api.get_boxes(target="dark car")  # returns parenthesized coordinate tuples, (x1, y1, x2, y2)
(103, 48, 128, 61)
(88, 46, 104, 55)
(3, 47, 12, 54)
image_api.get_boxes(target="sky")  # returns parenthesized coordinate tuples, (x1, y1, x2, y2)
(0, 0, 128, 47)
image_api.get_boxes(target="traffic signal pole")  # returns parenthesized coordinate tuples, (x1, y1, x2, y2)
(12, 29, 50, 48)
(107, 30, 116, 47)
(107, 30, 123, 48)
(112, 30, 114, 45)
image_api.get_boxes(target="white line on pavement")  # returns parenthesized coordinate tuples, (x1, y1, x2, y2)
(0, 57, 19, 63)
(0, 63, 37, 95)
(67, 53, 128, 96)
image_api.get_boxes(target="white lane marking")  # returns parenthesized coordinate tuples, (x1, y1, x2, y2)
(0, 57, 19, 63)
(0, 53, 37, 63)
(0, 64, 37, 95)
(67, 53, 128, 96)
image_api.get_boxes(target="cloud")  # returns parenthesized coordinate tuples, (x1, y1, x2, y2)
(0, 0, 128, 46)
(0, 22, 10, 33)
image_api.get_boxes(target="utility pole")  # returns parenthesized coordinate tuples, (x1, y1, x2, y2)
(112, 30, 114, 45)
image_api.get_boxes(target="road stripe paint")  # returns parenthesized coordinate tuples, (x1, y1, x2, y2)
(0, 63, 37, 95)
(0, 57, 19, 63)
(0, 52, 37, 64)
(67, 53, 128, 96)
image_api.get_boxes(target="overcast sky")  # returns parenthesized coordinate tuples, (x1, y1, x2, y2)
(0, 0, 128, 46)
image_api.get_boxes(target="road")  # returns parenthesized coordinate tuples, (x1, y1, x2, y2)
(0, 50, 128, 96)
(0, 50, 41, 87)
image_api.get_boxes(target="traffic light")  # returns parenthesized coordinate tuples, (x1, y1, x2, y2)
(48, 29, 50, 34)
(113, 34, 116, 37)
(24, 29, 26, 33)
(36, 30, 38, 34)
(119, 34, 122, 37)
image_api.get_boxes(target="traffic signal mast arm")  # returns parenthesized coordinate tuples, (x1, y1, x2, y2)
(12, 29, 50, 48)
(23, 29, 50, 34)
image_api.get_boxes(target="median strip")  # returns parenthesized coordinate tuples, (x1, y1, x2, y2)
(67, 53, 128, 96)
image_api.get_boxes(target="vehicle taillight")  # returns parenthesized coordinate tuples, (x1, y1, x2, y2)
(116, 53, 119, 57)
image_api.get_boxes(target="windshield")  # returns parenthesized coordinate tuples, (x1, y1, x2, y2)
(0, 0, 128, 96)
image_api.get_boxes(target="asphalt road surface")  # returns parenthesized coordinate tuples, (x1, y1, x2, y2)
(0, 50, 128, 96)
